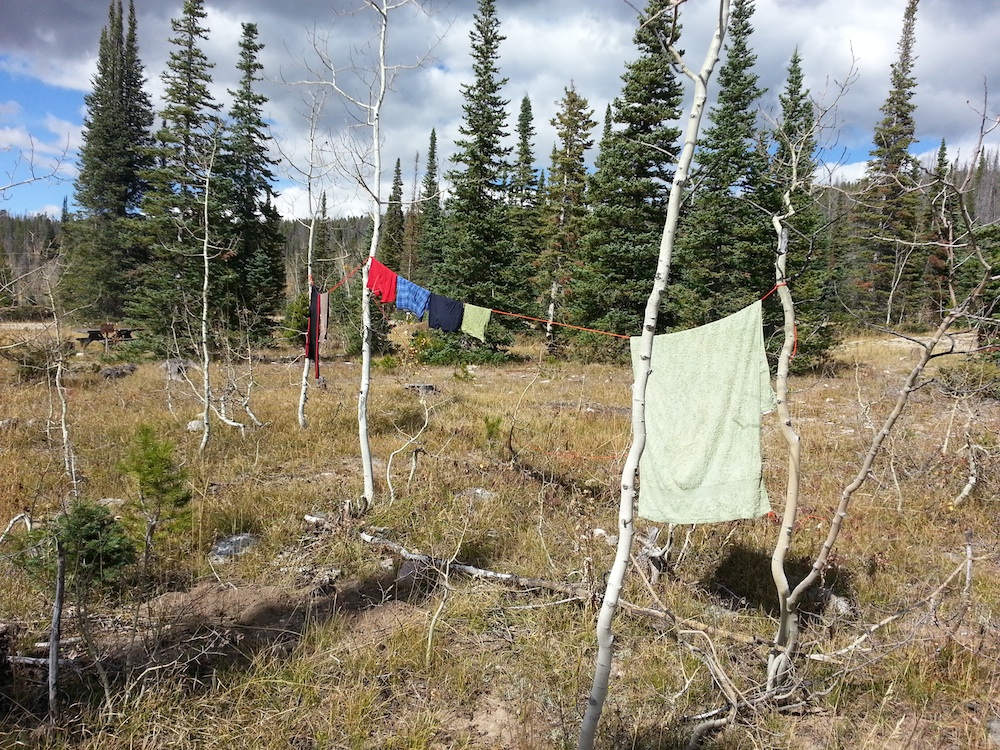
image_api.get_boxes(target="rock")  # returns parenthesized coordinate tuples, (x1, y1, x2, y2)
(186, 419, 204, 432)
(404, 383, 439, 395)
(209, 533, 258, 562)
(98, 498, 126, 510)
(987, 717, 1000, 747)
(457, 487, 496, 503)
(395, 558, 436, 594)
(100, 363, 137, 380)
(163, 358, 198, 381)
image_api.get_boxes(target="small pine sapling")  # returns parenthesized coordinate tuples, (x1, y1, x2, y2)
(119, 424, 191, 573)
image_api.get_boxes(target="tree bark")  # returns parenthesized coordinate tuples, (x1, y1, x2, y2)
(577, 4, 730, 747)
(48, 538, 65, 723)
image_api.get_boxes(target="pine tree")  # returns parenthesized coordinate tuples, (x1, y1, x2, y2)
(439, 0, 525, 322)
(541, 83, 596, 348)
(771, 49, 837, 371)
(671, 0, 770, 331)
(414, 129, 442, 287)
(508, 95, 543, 312)
(221, 21, 285, 342)
(848, 0, 921, 324)
(62, 0, 154, 319)
(569, 0, 684, 342)
(128, 0, 222, 351)
(379, 158, 405, 272)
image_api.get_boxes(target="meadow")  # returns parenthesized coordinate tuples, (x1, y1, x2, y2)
(0, 322, 998, 749)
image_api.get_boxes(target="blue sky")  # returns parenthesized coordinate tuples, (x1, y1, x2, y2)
(2, 0, 1000, 220)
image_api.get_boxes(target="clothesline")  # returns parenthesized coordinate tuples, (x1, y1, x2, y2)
(317, 260, 792, 344)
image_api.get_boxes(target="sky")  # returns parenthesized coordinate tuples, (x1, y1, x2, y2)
(1, 0, 999, 221)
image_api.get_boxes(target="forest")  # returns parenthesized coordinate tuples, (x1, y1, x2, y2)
(2, 0, 1000, 747)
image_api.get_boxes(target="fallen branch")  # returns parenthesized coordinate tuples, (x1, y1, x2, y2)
(358, 531, 589, 601)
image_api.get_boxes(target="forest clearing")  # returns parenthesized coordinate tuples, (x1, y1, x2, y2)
(0, 323, 998, 749)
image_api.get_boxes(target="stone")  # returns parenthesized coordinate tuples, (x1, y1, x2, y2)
(986, 717, 1000, 747)
(209, 533, 258, 562)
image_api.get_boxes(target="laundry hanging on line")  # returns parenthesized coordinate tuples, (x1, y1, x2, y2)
(304, 285, 329, 379)
(367, 258, 398, 304)
(395, 276, 431, 320)
(630, 300, 775, 526)
(363, 259, 494, 341)
(427, 293, 464, 332)
(461, 303, 491, 342)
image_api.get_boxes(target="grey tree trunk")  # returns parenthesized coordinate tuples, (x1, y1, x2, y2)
(577, 3, 730, 747)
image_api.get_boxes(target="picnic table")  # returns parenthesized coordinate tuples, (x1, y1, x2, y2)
(75, 324, 139, 349)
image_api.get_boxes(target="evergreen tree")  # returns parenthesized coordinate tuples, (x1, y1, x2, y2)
(439, 0, 526, 323)
(771, 49, 837, 371)
(541, 83, 596, 347)
(508, 95, 544, 312)
(62, 0, 154, 319)
(129, 0, 223, 351)
(379, 158, 405, 272)
(74, 0, 153, 218)
(671, 0, 770, 331)
(569, 0, 684, 341)
(399, 153, 420, 280)
(848, 0, 921, 324)
(221, 21, 285, 342)
(414, 129, 443, 287)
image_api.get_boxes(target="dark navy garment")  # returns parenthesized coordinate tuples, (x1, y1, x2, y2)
(427, 293, 464, 332)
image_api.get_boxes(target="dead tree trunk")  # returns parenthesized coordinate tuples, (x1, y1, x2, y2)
(577, 3, 730, 747)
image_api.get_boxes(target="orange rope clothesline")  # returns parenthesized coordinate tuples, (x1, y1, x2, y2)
(490, 308, 631, 339)
(324, 262, 795, 345)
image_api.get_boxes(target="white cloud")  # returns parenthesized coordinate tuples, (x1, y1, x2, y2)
(4, 0, 1000, 218)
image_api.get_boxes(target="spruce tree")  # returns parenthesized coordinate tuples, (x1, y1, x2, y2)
(221, 21, 285, 342)
(508, 95, 543, 313)
(379, 158, 405, 272)
(395, 152, 420, 281)
(439, 0, 525, 321)
(62, 0, 153, 319)
(771, 49, 837, 371)
(129, 0, 222, 351)
(569, 0, 684, 341)
(541, 83, 596, 346)
(671, 0, 770, 331)
(414, 129, 442, 286)
(848, 0, 921, 324)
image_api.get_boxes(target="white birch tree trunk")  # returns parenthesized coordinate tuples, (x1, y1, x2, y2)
(356, 0, 393, 508)
(577, 4, 730, 747)
(198, 143, 217, 454)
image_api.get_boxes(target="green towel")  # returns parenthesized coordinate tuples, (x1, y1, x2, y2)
(461, 303, 491, 341)
(629, 301, 775, 525)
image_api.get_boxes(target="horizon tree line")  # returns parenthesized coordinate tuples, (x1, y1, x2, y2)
(7, 0, 996, 368)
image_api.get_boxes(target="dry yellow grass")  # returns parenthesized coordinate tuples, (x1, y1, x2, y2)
(0, 322, 998, 749)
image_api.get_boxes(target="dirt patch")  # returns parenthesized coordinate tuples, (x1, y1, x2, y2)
(106, 574, 399, 674)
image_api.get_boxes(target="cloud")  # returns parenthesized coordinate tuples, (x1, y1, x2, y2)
(4, 0, 1000, 219)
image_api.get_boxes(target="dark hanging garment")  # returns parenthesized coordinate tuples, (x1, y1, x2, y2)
(427, 293, 464, 332)
(305, 285, 323, 377)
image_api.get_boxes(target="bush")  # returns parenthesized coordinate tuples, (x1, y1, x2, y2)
(282, 292, 310, 347)
(938, 356, 1000, 400)
(18, 502, 138, 591)
(408, 329, 516, 365)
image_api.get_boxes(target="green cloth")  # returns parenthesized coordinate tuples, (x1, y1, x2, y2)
(461, 303, 491, 341)
(629, 301, 775, 525)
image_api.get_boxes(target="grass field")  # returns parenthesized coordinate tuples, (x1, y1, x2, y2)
(0, 322, 998, 749)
